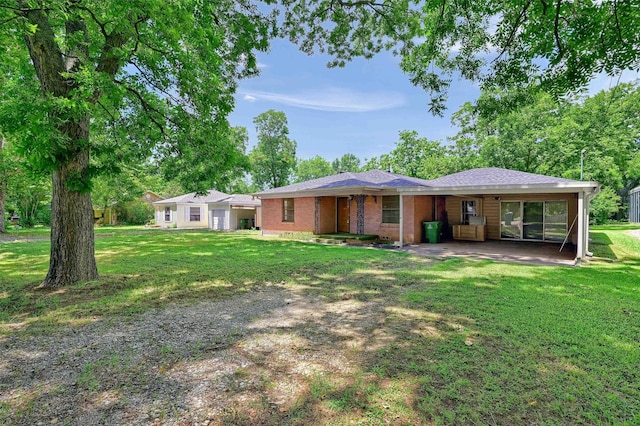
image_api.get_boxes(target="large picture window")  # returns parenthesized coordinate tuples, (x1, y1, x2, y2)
(382, 195, 400, 224)
(282, 198, 294, 222)
(189, 207, 201, 222)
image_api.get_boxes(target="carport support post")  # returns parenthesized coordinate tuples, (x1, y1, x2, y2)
(577, 191, 584, 260)
(399, 194, 404, 247)
(585, 194, 593, 257)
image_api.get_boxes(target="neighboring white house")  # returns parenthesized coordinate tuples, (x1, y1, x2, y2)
(630, 186, 640, 223)
(152, 190, 261, 230)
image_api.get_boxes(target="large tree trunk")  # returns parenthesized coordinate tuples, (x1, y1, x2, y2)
(42, 121, 98, 288)
(0, 140, 5, 234)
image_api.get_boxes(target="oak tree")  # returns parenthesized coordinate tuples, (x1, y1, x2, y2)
(0, 0, 273, 287)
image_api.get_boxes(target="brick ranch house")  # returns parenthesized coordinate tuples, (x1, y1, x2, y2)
(254, 168, 600, 261)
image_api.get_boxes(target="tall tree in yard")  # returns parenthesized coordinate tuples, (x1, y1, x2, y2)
(250, 110, 297, 189)
(331, 153, 361, 173)
(0, 136, 6, 233)
(0, 1, 273, 287)
(295, 155, 333, 183)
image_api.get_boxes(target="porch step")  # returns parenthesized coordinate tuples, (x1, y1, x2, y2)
(314, 234, 379, 244)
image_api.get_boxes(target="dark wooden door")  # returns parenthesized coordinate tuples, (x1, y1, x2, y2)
(337, 197, 350, 233)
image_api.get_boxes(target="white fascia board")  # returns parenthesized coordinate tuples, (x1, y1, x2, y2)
(398, 182, 600, 195)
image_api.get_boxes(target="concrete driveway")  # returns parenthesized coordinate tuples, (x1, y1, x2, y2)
(399, 239, 577, 266)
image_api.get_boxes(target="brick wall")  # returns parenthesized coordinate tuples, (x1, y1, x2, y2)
(318, 197, 336, 234)
(261, 197, 316, 233)
(262, 194, 434, 244)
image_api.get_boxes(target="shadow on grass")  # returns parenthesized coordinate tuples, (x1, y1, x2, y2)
(1, 230, 639, 424)
(589, 230, 618, 260)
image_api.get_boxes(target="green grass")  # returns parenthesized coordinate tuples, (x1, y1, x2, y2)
(1, 224, 640, 424)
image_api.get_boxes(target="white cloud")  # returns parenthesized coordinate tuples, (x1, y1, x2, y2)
(257, 62, 268, 69)
(237, 87, 405, 112)
(243, 94, 256, 102)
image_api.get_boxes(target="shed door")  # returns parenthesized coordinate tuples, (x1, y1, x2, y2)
(337, 197, 350, 233)
(211, 209, 226, 230)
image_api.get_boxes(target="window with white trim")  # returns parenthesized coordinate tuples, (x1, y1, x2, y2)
(164, 207, 171, 222)
(382, 195, 400, 224)
(189, 206, 201, 222)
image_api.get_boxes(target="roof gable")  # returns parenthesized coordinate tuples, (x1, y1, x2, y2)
(256, 170, 433, 195)
(153, 189, 230, 204)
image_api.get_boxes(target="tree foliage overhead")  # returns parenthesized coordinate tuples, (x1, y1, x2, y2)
(279, 0, 640, 115)
(0, 0, 275, 287)
(0, 0, 273, 185)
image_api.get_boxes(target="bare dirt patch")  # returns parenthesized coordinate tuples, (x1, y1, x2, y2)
(628, 229, 640, 240)
(0, 283, 394, 425)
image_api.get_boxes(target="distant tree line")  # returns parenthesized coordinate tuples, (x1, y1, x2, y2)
(2, 83, 638, 231)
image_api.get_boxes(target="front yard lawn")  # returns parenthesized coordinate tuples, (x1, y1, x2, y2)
(1, 225, 639, 424)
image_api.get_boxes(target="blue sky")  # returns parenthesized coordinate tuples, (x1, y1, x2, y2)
(229, 38, 638, 163)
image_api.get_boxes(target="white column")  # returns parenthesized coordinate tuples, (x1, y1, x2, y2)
(577, 191, 584, 260)
(585, 194, 592, 256)
(399, 194, 404, 247)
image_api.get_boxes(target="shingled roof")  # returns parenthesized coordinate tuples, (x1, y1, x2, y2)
(153, 190, 259, 206)
(256, 170, 433, 196)
(424, 168, 578, 187)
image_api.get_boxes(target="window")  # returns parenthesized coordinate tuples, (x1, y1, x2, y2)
(382, 195, 400, 224)
(500, 200, 567, 241)
(544, 201, 567, 241)
(189, 206, 201, 222)
(462, 200, 477, 224)
(282, 198, 294, 222)
(164, 207, 171, 222)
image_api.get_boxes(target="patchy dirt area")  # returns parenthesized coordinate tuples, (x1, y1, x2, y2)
(0, 284, 396, 425)
(628, 229, 640, 240)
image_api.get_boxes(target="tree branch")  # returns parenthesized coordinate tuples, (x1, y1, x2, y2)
(554, 0, 564, 59)
(0, 14, 20, 26)
(612, 0, 624, 44)
(127, 60, 182, 105)
(495, 1, 531, 62)
(540, 0, 548, 16)
(75, 5, 108, 40)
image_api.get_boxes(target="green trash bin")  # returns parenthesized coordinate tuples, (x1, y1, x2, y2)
(423, 221, 442, 243)
(240, 218, 249, 229)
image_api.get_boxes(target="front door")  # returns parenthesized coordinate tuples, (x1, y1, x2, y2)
(337, 197, 350, 233)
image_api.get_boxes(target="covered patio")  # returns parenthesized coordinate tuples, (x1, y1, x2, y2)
(399, 239, 577, 266)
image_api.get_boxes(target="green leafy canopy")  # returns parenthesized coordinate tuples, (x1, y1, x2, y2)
(279, 0, 640, 115)
(0, 0, 276, 190)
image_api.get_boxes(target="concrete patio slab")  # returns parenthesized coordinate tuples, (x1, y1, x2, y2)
(398, 240, 577, 266)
